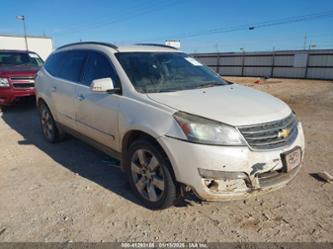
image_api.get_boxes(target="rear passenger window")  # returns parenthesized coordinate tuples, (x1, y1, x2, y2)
(59, 50, 87, 82)
(44, 52, 65, 77)
(81, 51, 120, 87)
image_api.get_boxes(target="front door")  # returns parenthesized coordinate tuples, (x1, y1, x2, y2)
(75, 50, 121, 150)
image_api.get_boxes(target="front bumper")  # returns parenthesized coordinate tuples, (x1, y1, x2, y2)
(158, 122, 305, 201)
(0, 87, 35, 105)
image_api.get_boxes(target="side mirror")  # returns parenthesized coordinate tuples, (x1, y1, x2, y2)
(90, 78, 114, 92)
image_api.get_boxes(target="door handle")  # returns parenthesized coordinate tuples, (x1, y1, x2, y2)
(77, 94, 85, 101)
(51, 86, 57, 92)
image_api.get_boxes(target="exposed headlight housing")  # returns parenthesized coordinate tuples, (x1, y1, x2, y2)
(0, 77, 10, 88)
(198, 168, 248, 180)
(173, 112, 246, 146)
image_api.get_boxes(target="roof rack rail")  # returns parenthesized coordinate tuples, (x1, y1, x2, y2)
(135, 43, 178, 50)
(57, 41, 118, 51)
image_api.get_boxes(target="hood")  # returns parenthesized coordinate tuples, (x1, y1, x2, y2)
(0, 65, 40, 76)
(147, 84, 291, 126)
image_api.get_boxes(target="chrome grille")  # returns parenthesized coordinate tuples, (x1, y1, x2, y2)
(10, 76, 35, 81)
(13, 83, 35, 88)
(10, 76, 35, 89)
(238, 113, 298, 150)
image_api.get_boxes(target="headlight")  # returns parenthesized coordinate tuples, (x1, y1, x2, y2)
(173, 112, 246, 145)
(0, 77, 10, 88)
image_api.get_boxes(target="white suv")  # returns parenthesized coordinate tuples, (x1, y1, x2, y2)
(36, 42, 305, 209)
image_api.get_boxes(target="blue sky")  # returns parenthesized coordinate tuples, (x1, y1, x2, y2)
(1, 0, 333, 52)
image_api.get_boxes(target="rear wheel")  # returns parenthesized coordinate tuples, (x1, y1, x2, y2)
(39, 102, 65, 143)
(126, 139, 179, 209)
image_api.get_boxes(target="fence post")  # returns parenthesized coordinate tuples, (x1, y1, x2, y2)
(271, 52, 275, 78)
(217, 52, 220, 75)
(241, 52, 245, 76)
(304, 52, 310, 79)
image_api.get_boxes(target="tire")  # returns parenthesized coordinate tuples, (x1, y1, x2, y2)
(126, 139, 179, 209)
(0, 106, 6, 112)
(38, 102, 65, 143)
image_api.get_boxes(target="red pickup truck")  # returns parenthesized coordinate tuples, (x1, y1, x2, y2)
(0, 50, 44, 106)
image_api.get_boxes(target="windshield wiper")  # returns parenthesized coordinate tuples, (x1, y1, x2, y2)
(193, 82, 224, 89)
(158, 88, 180, 93)
(144, 82, 223, 93)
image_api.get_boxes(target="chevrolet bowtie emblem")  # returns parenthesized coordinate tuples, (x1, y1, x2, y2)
(278, 128, 291, 139)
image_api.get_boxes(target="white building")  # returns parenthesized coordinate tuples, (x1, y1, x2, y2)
(165, 40, 181, 49)
(0, 34, 53, 60)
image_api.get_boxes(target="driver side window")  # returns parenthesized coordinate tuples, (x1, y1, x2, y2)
(81, 51, 120, 88)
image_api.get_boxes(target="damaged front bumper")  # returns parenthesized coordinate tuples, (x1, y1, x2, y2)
(158, 122, 305, 201)
(197, 163, 301, 201)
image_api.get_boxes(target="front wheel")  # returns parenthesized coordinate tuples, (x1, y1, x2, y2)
(126, 140, 179, 209)
(0, 106, 6, 112)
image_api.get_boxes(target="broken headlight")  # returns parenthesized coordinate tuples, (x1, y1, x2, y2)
(198, 168, 247, 180)
(173, 112, 246, 146)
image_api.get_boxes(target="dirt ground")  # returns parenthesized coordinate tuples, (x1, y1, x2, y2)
(0, 77, 332, 242)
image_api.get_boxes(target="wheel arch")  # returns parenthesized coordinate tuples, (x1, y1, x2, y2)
(37, 97, 47, 107)
(121, 130, 178, 182)
(37, 96, 58, 122)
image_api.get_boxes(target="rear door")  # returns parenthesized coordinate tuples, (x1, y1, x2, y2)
(75, 50, 121, 150)
(47, 50, 87, 129)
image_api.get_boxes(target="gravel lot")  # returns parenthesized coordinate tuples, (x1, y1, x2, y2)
(0, 77, 332, 242)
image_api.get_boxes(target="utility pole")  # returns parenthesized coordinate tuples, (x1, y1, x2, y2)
(16, 15, 28, 50)
(303, 32, 307, 50)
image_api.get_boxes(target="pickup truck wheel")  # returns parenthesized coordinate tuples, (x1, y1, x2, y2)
(0, 106, 6, 112)
(39, 103, 64, 143)
(126, 140, 179, 209)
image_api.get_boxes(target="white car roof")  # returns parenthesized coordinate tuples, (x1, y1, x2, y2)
(117, 45, 179, 53)
(56, 42, 181, 53)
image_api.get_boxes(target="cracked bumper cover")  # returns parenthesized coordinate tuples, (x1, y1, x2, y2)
(158, 122, 305, 201)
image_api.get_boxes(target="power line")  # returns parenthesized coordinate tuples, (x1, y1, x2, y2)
(248, 10, 333, 30)
(183, 31, 333, 52)
(51, 0, 158, 35)
(54, 0, 180, 37)
(140, 10, 333, 42)
(308, 32, 333, 38)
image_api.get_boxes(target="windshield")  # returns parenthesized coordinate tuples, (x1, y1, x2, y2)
(0, 52, 44, 67)
(116, 52, 227, 93)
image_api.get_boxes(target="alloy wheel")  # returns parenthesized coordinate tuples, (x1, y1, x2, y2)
(41, 107, 54, 140)
(130, 149, 165, 202)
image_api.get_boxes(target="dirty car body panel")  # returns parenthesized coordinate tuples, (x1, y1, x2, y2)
(35, 42, 305, 205)
(158, 122, 304, 201)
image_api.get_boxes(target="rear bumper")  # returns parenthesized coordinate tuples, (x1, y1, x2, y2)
(158, 122, 305, 201)
(0, 87, 35, 105)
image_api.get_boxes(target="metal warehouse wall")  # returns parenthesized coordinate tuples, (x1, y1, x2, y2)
(0, 34, 53, 60)
(192, 49, 333, 80)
